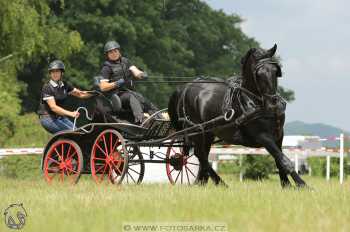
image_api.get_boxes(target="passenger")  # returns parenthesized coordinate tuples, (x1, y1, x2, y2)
(37, 60, 92, 133)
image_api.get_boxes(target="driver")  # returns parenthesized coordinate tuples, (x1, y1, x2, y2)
(98, 40, 157, 124)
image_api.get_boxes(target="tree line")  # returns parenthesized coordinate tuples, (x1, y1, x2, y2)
(0, 0, 294, 146)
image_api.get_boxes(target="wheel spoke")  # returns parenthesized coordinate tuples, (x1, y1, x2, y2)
(99, 164, 109, 181)
(93, 157, 106, 161)
(95, 143, 108, 157)
(186, 162, 199, 166)
(181, 166, 183, 184)
(48, 157, 60, 165)
(67, 151, 77, 161)
(66, 166, 78, 174)
(102, 134, 109, 156)
(61, 144, 65, 161)
(95, 164, 106, 174)
(185, 166, 196, 178)
(66, 144, 72, 160)
(174, 170, 181, 183)
(110, 132, 113, 154)
(108, 164, 112, 181)
(185, 166, 190, 184)
(127, 172, 137, 183)
(54, 148, 63, 161)
(47, 168, 60, 173)
(128, 163, 140, 167)
(111, 161, 123, 175)
(111, 139, 121, 153)
(65, 168, 72, 176)
(128, 167, 140, 175)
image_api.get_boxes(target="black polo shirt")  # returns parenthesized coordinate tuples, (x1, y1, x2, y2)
(37, 80, 75, 116)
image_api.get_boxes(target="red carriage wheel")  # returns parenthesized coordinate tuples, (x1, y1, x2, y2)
(43, 139, 83, 184)
(166, 141, 200, 185)
(90, 129, 128, 184)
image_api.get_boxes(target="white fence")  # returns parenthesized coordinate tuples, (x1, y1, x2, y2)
(0, 134, 347, 184)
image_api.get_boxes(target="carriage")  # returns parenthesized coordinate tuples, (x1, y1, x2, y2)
(41, 44, 306, 188)
(41, 106, 204, 185)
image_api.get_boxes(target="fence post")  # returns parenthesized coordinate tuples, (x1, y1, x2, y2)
(309, 166, 312, 176)
(340, 133, 344, 184)
(294, 153, 299, 173)
(212, 160, 218, 172)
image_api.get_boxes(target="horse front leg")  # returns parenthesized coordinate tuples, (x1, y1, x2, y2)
(258, 134, 307, 188)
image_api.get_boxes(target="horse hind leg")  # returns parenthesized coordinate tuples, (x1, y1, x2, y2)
(208, 166, 228, 187)
(194, 145, 210, 185)
(196, 134, 227, 187)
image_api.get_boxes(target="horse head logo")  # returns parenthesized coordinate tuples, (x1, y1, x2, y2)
(3, 203, 27, 230)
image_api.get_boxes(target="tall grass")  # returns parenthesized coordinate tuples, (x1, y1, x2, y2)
(1, 176, 350, 232)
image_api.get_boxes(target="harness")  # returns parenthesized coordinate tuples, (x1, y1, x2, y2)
(175, 58, 286, 132)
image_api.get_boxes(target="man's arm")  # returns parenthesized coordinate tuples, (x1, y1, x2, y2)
(129, 66, 145, 80)
(70, 89, 93, 99)
(46, 98, 79, 118)
(98, 66, 118, 91)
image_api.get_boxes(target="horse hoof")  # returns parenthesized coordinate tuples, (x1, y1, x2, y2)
(297, 184, 314, 192)
(281, 183, 292, 189)
(217, 180, 228, 188)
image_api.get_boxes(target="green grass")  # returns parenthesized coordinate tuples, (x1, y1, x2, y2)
(1, 176, 350, 232)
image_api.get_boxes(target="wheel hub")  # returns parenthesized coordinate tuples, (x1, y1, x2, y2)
(59, 159, 73, 170)
(170, 153, 186, 171)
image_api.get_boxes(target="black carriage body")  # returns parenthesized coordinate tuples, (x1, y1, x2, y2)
(41, 109, 203, 185)
(41, 119, 173, 172)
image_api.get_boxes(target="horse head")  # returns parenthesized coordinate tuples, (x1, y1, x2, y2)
(241, 44, 282, 110)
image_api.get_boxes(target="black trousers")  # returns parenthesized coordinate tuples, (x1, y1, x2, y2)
(119, 91, 144, 123)
(127, 90, 159, 115)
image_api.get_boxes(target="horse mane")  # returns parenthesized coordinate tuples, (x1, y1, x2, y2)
(240, 48, 257, 91)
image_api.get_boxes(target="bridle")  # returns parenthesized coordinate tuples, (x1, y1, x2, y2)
(251, 57, 282, 107)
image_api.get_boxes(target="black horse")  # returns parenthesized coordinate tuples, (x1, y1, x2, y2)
(168, 44, 307, 188)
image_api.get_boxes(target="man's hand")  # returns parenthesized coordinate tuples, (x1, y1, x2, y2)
(71, 89, 93, 98)
(115, 79, 125, 87)
(139, 72, 148, 80)
(70, 111, 80, 118)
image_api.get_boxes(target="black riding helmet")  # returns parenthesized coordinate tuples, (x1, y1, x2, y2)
(48, 60, 65, 72)
(104, 41, 120, 54)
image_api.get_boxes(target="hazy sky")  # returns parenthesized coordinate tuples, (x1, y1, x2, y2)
(204, 0, 350, 131)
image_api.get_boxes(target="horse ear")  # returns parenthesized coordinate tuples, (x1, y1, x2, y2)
(267, 44, 277, 57)
(276, 65, 282, 77)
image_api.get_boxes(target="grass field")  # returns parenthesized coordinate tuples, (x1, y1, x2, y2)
(1, 175, 350, 232)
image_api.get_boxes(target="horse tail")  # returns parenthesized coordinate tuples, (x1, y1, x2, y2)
(168, 87, 182, 131)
